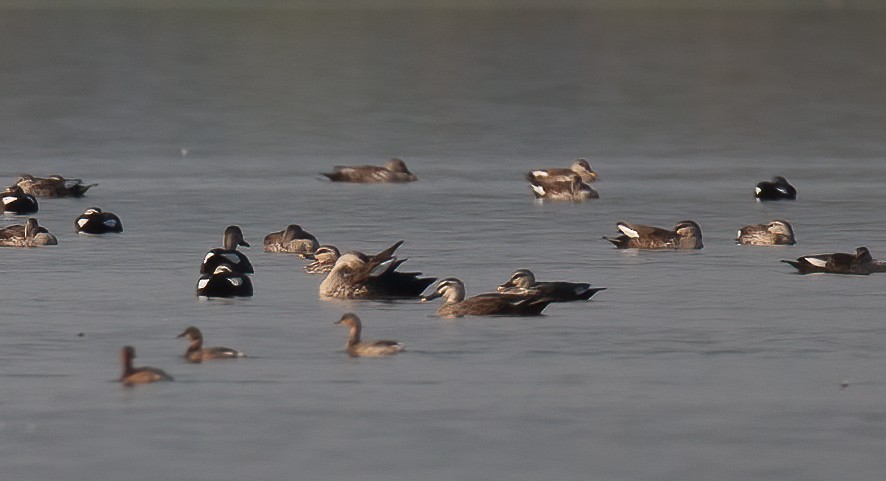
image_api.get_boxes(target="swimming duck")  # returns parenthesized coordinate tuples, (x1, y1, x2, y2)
(177, 326, 246, 362)
(2, 185, 39, 215)
(421, 278, 554, 318)
(263, 224, 319, 255)
(527, 174, 599, 201)
(321, 158, 417, 183)
(0, 218, 58, 247)
(736, 220, 796, 246)
(196, 264, 254, 297)
(527, 159, 598, 184)
(200, 225, 254, 274)
(497, 269, 606, 302)
(782, 246, 874, 275)
(754, 176, 797, 201)
(319, 240, 436, 299)
(16, 174, 97, 198)
(119, 346, 173, 385)
(303, 245, 341, 274)
(603, 221, 703, 249)
(74, 207, 123, 234)
(334, 313, 404, 357)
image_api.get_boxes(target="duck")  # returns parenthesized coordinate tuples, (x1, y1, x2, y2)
(527, 174, 599, 201)
(736, 220, 796, 246)
(782, 246, 874, 275)
(119, 346, 173, 385)
(420, 278, 554, 318)
(176, 326, 246, 362)
(321, 158, 417, 183)
(74, 207, 123, 234)
(0, 218, 58, 247)
(527, 158, 598, 184)
(196, 264, 254, 297)
(319, 240, 436, 299)
(603, 220, 703, 249)
(497, 269, 606, 302)
(303, 245, 341, 274)
(263, 224, 319, 255)
(334, 313, 404, 357)
(200, 225, 254, 274)
(755, 176, 797, 201)
(16, 174, 96, 198)
(2, 185, 39, 215)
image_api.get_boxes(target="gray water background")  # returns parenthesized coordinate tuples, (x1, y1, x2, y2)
(1, 6, 885, 481)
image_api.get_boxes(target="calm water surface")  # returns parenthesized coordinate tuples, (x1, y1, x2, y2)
(1, 8, 885, 481)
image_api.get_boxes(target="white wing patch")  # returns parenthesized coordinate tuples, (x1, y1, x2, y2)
(197, 279, 210, 289)
(617, 224, 640, 238)
(805, 257, 828, 267)
(755, 187, 762, 195)
(2, 196, 15, 205)
(529, 170, 548, 178)
(77, 218, 89, 228)
(776, 186, 788, 194)
(203, 252, 215, 263)
(736, 230, 742, 238)
(227, 277, 243, 287)
(530, 185, 546, 196)
(103, 219, 118, 228)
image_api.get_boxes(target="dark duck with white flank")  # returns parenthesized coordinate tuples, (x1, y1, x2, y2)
(321, 158, 417, 183)
(74, 207, 123, 234)
(334, 313, 404, 357)
(17, 174, 96, 198)
(754, 176, 797, 201)
(421, 278, 555, 318)
(736, 220, 796, 246)
(2, 185, 38, 215)
(303, 245, 341, 274)
(263, 224, 319, 255)
(497, 269, 606, 302)
(603, 221, 703, 250)
(200, 225, 254, 274)
(782, 246, 874, 275)
(177, 326, 246, 362)
(0, 218, 57, 247)
(196, 264, 254, 297)
(527, 159, 598, 184)
(527, 174, 599, 201)
(119, 346, 173, 386)
(318, 241, 436, 299)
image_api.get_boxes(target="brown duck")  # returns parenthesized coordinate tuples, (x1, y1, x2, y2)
(603, 221, 703, 249)
(119, 346, 173, 386)
(736, 220, 796, 246)
(421, 278, 554, 318)
(321, 158, 417, 183)
(334, 313, 404, 357)
(177, 326, 246, 363)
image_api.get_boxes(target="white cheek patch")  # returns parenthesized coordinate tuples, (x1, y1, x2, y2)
(197, 279, 210, 289)
(737, 230, 743, 238)
(2, 196, 16, 205)
(227, 277, 243, 287)
(618, 224, 640, 238)
(805, 257, 828, 268)
(77, 218, 89, 228)
(755, 187, 762, 195)
(530, 170, 549, 178)
(530, 185, 546, 196)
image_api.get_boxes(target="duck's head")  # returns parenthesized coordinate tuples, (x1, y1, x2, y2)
(17, 174, 35, 183)
(572, 159, 598, 180)
(855, 246, 872, 263)
(176, 326, 203, 341)
(4, 184, 24, 195)
(334, 312, 362, 328)
(499, 269, 536, 291)
(421, 278, 466, 303)
(767, 220, 795, 238)
(385, 158, 412, 174)
(282, 224, 305, 241)
(223, 225, 250, 249)
(121, 345, 136, 363)
(675, 220, 703, 248)
(24, 218, 39, 238)
(305, 245, 340, 261)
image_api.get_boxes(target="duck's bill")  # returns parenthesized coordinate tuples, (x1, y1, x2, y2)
(420, 292, 442, 302)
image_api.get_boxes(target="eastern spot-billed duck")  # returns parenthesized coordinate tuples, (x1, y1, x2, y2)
(119, 346, 173, 385)
(263, 224, 319, 255)
(17, 174, 96, 198)
(321, 158, 417, 183)
(497, 269, 606, 302)
(196, 264, 254, 297)
(74, 207, 123, 234)
(334, 313, 404, 357)
(421, 278, 554, 318)
(0, 217, 58, 247)
(303, 245, 341, 274)
(736, 220, 796, 246)
(754, 176, 797, 201)
(782, 246, 874, 275)
(527, 174, 599, 201)
(200, 225, 254, 274)
(177, 326, 246, 362)
(2, 184, 39, 215)
(527, 159, 598, 184)
(603, 221, 703, 249)
(319, 241, 436, 299)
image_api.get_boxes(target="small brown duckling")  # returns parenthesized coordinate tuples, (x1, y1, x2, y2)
(119, 346, 173, 385)
(177, 326, 246, 363)
(321, 158, 417, 183)
(736, 220, 796, 246)
(334, 313, 404, 357)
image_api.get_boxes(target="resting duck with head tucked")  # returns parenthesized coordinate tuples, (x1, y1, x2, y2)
(527, 159, 598, 184)
(0, 218, 57, 247)
(177, 326, 246, 362)
(334, 313, 404, 357)
(603, 221, 703, 250)
(200, 225, 254, 274)
(421, 278, 554, 318)
(527, 174, 599, 201)
(2, 184, 39, 215)
(782, 246, 874, 275)
(74, 207, 123, 234)
(17, 174, 96, 198)
(119, 346, 173, 385)
(754, 176, 797, 201)
(497, 269, 606, 302)
(736, 220, 796, 246)
(303, 245, 340, 274)
(321, 158, 417, 183)
(263, 224, 319, 255)
(319, 241, 436, 299)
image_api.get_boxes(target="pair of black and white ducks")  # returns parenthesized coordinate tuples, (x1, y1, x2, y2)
(197, 226, 254, 298)
(526, 159, 599, 201)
